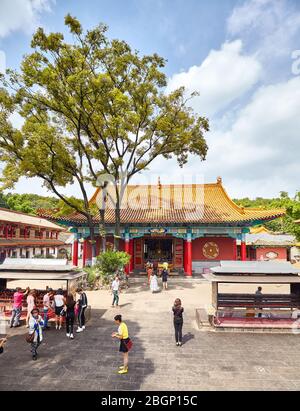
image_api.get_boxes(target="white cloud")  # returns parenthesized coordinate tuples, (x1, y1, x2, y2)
(194, 76, 300, 197)
(166, 40, 262, 117)
(0, 0, 54, 38)
(227, 0, 300, 58)
(142, 74, 300, 199)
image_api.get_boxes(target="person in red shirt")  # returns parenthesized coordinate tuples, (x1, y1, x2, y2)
(10, 287, 29, 328)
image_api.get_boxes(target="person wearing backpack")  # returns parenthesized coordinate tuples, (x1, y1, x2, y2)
(53, 289, 65, 330)
(172, 298, 184, 347)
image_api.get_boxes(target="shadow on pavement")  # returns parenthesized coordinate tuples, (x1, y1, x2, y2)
(0, 308, 154, 391)
(182, 332, 195, 345)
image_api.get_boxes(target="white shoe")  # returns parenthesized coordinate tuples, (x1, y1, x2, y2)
(58, 325, 62, 330)
(70, 334, 74, 339)
(55, 325, 58, 330)
(82, 326, 85, 330)
(66, 333, 70, 338)
(76, 327, 83, 333)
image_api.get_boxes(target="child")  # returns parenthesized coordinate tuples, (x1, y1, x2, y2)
(150, 272, 159, 293)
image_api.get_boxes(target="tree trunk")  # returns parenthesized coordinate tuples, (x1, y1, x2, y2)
(114, 198, 121, 251)
(99, 207, 106, 253)
(88, 219, 97, 266)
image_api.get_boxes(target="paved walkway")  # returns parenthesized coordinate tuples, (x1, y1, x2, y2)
(1, 280, 300, 391)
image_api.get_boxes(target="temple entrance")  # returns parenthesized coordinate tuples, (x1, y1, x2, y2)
(133, 237, 184, 272)
(144, 238, 173, 265)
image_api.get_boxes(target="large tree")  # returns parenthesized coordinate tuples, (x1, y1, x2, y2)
(0, 87, 100, 260)
(0, 15, 209, 249)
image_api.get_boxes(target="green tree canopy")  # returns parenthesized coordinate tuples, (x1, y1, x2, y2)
(0, 15, 209, 249)
(235, 192, 300, 240)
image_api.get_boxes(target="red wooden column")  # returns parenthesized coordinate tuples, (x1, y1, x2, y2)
(185, 234, 192, 277)
(129, 239, 134, 273)
(183, 240, 188, 273)
(241, 235, 247, 261)
(233, 239, 237, 260)
(72, 239, 79, 267)
(124, 235, 130, 274)
(82, 239, 88, 267)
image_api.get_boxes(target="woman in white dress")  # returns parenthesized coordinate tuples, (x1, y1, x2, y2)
(150, 272, 159, 293)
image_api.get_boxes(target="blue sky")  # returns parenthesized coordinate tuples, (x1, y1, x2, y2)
(0, 0, 300, 200)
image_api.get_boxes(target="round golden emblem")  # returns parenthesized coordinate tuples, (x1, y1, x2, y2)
(203, 242, 219, 259)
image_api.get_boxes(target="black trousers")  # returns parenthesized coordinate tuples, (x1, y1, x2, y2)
(174, 319, 183, 343)
(78, 306, 86, 328)
(66, 314, 74, 334)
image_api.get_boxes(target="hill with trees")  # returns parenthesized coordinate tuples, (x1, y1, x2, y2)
(234, 191, 300, 240)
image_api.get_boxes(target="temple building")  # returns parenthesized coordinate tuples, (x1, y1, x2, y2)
(39, 178, 286, 276)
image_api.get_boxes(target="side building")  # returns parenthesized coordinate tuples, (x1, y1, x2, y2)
(0, 208, 69, 260)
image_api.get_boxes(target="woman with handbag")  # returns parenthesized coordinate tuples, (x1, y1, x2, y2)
(54, 289, 65, 330)
(28, 308, 44, 361)
(111, 314, 132, 375)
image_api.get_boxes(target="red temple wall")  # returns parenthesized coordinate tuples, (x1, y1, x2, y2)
(85, 236, 125, 259)
(256, 247, 288, 261)
(192, 237, 235, 261)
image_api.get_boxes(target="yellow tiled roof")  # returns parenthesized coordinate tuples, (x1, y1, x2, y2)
(250, 226, 272, 234)
(43, 180, 284, 225)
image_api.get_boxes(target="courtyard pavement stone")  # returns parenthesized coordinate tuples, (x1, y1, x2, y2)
(1, 280, 300, 391)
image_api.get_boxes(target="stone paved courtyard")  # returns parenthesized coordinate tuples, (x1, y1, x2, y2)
(1, 279, 300, 391)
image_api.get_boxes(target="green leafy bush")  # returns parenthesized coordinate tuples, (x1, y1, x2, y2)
(84, 266, 102, 288)
(96, 250, 130, 281)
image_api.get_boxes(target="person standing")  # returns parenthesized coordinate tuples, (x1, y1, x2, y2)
(172, 298, 184, 346)
(146, 263, 153, 285)
(65, 294, 76, 339)
(111, 314, 132, 375)
(255, 286, 263, 318)
(111, 275, 120, 308)
(0, 337, 7, 354)
(54, 289, 65, 330)
(76, 288, 88, 333)
(10, 287, 29, 328)
(161, 264, 169, 290)
(42, 288, 53, 330)
(26, 290, 36, 328)
(150, 271, 159, 293)
(28, 308, 44, 361)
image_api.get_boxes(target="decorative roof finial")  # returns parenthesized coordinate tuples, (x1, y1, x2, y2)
(217, 176, 222, 184)
(158, 176, 162, 189)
